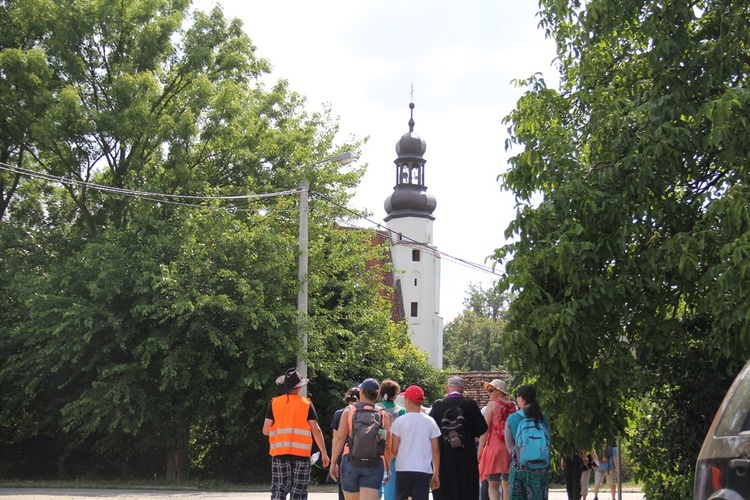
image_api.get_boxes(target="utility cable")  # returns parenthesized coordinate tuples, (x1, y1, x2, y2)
(317, 193, 500, 276)
(2, 160, 500, 276)
(0, 162, 300, 201)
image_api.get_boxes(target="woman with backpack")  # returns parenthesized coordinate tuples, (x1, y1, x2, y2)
(331, 387, 361, 500)
(478, 379, 518, 500)
(376, 379, 406, 500)
(330, 378, 393, 500)
(504, 385, 551, 500)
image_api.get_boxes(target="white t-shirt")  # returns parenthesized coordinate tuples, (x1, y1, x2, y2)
(390, 412, 442, 474)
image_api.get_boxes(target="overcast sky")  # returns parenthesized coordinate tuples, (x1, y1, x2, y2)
(191, 0, 560, 322)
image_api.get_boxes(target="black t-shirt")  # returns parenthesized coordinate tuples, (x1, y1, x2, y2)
(331, 407, 345, 431)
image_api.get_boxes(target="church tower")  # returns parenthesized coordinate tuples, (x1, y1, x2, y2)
(384, 103, 443, 368)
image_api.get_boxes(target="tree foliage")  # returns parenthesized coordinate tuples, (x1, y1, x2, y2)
(0, 0, 441, 481)
(494, 0, 750, 493)
(443, 282, 511, 371)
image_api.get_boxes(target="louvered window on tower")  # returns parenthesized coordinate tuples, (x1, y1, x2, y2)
(410, 302, 418, 317)
(412, 249, 420, 261)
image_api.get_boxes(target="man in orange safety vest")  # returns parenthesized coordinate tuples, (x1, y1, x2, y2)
(263, 368, 330, 500)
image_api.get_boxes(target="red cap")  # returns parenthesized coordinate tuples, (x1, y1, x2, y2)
(403, 385, 425, 404)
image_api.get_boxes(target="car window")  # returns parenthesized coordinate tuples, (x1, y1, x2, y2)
(715, 362, 750, 436)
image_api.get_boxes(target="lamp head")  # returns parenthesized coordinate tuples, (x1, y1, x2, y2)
(330, 151, 357, 166)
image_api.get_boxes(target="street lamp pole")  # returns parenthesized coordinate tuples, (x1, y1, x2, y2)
(297, 178, 309, 393)
(297, 151, 356, 396)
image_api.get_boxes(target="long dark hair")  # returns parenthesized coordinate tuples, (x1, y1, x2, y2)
(517, 385, 543, 424)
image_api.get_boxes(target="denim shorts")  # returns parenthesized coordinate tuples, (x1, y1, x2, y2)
(340, 454, 385, 492)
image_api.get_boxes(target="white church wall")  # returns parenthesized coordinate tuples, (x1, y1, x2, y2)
(386, 217, 442, 368)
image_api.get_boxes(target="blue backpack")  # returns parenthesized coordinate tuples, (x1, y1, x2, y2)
(514, 416, 550, 469)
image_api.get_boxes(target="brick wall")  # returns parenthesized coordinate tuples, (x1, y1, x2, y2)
(449, 371, 510, 409)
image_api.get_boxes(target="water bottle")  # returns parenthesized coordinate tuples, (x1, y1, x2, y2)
(310, 451, 320, 465)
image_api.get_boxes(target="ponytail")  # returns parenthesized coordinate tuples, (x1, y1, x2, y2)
(517, 385, 544, 424)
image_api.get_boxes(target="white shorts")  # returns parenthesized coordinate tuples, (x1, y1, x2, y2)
(581, 469, 591, 493)
(595, 469, 616, 487)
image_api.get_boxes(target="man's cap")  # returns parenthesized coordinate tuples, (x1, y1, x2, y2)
(276, 367, 309, 394)
(446, 375, 464, 387)
(359, 378, 380, 393)
(403, 385, 425, 404)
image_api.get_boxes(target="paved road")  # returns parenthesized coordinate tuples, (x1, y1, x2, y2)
(0, 488, 645, 500)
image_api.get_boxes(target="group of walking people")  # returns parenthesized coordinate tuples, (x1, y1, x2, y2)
(561, 441, 619, 500)
(263, 368, 552, 500)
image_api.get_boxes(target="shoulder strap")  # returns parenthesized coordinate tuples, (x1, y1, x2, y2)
(379, 408, 389, 429)
(346, 403, 355, 435)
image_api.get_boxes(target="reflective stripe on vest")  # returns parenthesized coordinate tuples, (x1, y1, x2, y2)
(268, 394, 313, 457)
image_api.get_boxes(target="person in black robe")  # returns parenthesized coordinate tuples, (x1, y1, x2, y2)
(429, 376, 488, 500)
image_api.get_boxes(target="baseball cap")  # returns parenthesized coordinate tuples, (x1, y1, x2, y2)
(403, 385, 425, 404)
(359, 378, 380, 393)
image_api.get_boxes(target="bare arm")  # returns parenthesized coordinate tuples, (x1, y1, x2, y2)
(504, 418, 515, 450)
(430, 437, 440, 490)
(477, 401, 494, 459)
(382, 410, 393, 481)
(262, 418, 273, 436)
(392, 434, 401, 457)
(329, 407, 350, 481)
(309, 419, 330, 467)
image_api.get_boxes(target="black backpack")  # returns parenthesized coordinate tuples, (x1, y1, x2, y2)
(348, 402, 386, 466)
(441, 401, 467, 449)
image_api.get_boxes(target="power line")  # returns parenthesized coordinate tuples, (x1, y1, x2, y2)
(2, 160, 501, 276)
(317, 194, 501, 277)
(0, 162, 300, 202)
(338, 216, 501, 277)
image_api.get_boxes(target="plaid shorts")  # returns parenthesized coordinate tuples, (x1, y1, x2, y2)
(271, 456, 311, 500)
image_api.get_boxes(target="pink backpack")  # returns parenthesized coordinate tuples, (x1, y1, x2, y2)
(493, 400, 518, 438)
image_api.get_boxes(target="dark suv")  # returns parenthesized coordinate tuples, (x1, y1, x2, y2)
(694, 358, 750, 499)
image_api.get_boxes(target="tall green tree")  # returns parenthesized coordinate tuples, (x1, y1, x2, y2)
(494, 0, 750, 493)
(0, 0, 442, 481)
(443, 282, 511, 371)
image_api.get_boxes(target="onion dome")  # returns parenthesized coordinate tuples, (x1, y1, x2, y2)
(384, 102, 436, 222)
(384, 185, 437, 220)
